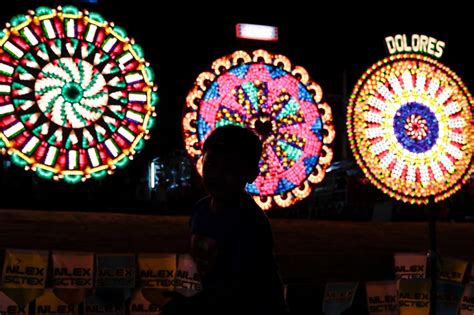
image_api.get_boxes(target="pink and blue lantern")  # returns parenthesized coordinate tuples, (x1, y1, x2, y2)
(183, 50, 335, 210)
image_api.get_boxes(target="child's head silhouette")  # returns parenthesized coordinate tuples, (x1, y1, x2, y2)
(202, 125, 262, 203)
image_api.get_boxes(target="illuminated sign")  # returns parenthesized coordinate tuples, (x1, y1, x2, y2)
(385, 34, 445, 58)
(236, 23, 278, 41)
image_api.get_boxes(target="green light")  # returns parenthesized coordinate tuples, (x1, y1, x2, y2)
(61, 82, 83, 103)
(113, 26, 127, 39)
(12, 82, 28, 91)
(61, 6, 80, 15)
(64, 174, 82, 184)
(35, 6, 53, 16)
(82, 135, 89, 149)
(11, 153, 28, 167)
(10, 15, 28, 27)
(147, 117, 155, 130)
(88, 12, 105, 24)
(90, 170, 107, 180)
(151, 92, 159, 107)
(132, 44, 144, 59)
(36, 168, 54, 180)
(216, 119, 243, 128)
(134, 139, 145, 152)
(115, 156, 129, 169)
(145, 67, 155, 82)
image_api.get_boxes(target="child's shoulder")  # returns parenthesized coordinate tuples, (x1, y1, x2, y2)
(240, 195, 270, 222)
(189, 196, 212, 227)
(192, 196, 212, 213)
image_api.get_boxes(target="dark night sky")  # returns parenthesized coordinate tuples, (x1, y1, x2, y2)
(1, 1, 472, 211)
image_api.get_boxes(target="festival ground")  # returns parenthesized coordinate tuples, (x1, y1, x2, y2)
(1, 209, 474, 313)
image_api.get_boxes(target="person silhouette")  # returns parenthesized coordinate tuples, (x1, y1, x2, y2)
(162, 125, 288, 314)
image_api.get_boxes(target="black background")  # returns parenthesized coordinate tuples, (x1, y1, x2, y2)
(1, 0, 472, 213)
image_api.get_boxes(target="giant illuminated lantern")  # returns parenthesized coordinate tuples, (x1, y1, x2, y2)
(348, 36, 473, 204)
(183, 50, 334, 210)
(0, 6, 158, 183)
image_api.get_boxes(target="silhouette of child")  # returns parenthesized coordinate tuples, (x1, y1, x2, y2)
(162, 125, 287, 314)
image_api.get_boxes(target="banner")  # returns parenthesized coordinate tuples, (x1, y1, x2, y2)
(394, 253, 427, 280)
(0, 291, 29, 315)
(438, 257, 467, 283)
(138, 254, 176, 290)
(1, 249, 48, 289)
(436, 281, 463, 315)
(95, 254, 136, 288)
(459, 283, 474, 315)
(50, 251, 94, 305)
(129, 290, 160, 315)
(52, 251, 94, 288)
(398, 279, 430, 315)
(34, 289, 78, 315)
(174, 254, 201, 297)
(1, 250, 48, 306)
(322, 282, 358, 315)
(84, 293, 125, 315)
(365, 281, 398, 314)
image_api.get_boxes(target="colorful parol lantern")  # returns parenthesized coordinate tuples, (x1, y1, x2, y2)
(0, 6, 158, 183)
(348, 53, 473, 204)
(183, 50, 334, 210)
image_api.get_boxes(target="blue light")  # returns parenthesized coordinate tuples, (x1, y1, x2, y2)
(393, 102, 439, 153)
